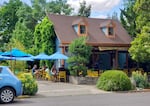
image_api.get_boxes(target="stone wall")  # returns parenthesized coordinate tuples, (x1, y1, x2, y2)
(69, 76, 98, 85)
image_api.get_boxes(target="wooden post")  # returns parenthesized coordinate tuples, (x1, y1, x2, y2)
(61, 46, 65, 66)
(115, 50, 118, 69)
(126, 52, 129, 69)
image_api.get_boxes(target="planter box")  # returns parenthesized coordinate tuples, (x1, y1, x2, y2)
(69, 76, 98, 85)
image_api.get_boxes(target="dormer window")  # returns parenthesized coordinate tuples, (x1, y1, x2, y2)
(72, 18, 88, 36)
(80, 25, 86, 34)
(100, 20, 115, 38)
(108, 27, 114, 36)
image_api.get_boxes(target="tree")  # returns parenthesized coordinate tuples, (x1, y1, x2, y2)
(133, 0, 150, 33)
(67, 36, 92, 76)
(31, 0, 47, 22)
(11, 3, 36, 52)
(78, 0, 91, 17)
(46, 0, 73, 15)
(129, 26, 150, 62)
(33, 16, 56, 67)
(0, 0, 22, 50)
(120, 0, 137, 38)
(12, 21, 33, 50)
(129, 0, 150, 63)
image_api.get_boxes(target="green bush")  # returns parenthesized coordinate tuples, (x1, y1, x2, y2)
(131, 71, 150, 89)
(67, 36, 92, 77)
(96, 70, 132, 91)
(18, 73, 38, 95)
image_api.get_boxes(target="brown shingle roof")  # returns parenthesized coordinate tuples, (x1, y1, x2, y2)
(47, 14, 132, 47)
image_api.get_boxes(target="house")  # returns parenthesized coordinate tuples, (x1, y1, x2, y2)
(47, 14, 132, 70)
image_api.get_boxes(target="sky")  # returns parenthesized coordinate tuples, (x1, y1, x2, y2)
(67, 0, 124, 18)
(0, 0, 124, 19)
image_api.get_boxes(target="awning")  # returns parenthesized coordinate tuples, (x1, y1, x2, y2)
(99, 47, 129, 51)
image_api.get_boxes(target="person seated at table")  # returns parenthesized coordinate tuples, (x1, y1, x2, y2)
(45, 66, 49, 73)
(32, 65, 39, 78)
(50, 65, 58, 82)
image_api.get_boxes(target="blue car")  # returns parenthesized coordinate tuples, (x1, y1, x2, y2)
(0, 66, 23, 103)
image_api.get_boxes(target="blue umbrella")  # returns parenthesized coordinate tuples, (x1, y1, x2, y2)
(0, 55, 14, 60)
(49, 52, 68, 60)
(1, 48, 31, 57)
(0, 51, 3, 55)
(33, 53, 51, 60)
(15, 57, 34, 61)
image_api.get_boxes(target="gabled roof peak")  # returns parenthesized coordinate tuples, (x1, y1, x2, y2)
(72, 17, 88, 25)
(100, 20, 115, 27)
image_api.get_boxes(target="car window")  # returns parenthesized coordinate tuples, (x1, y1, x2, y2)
(0, 67, 2, 73)
(6, 67, 15, 75)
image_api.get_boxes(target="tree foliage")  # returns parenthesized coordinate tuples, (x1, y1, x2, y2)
(46, 0, 73, 15)
(129, 25, 150, 62)
(120, 0, 137, 38)
(31, 0, 47, 22)
(129, 0, 150, 62)
(11, 3, 37, 53)
(133, 0, 150, 32)
(33, 16, 56, 67)
(0, 0, 22, 50)
(67, 36, 92, 76)
(78, 0, 91, 17)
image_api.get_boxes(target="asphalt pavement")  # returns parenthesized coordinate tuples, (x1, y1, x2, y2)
(36, 80, 109, 97)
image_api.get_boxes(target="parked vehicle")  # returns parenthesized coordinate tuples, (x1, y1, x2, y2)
(0, 66, 22, 103)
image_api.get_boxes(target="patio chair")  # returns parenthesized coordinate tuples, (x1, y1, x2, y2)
(58, 71, 66, 82)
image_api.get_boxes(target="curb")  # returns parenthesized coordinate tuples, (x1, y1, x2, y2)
(17, 95, 31, 99)
(114, 89, 150, 93)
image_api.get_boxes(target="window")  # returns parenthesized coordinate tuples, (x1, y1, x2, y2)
(80, 25, 86, 34)
(73, 25, 78, 33)
(108, 27, 114, 35)
(101, 27, 107, 35)
(101, 27, 114, 37)
(100, 20, 115, 38)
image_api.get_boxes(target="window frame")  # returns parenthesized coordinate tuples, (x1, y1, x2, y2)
(80, 25, 86, 34)
(108, 27, 114, 36)
(78, 24, 87, 36)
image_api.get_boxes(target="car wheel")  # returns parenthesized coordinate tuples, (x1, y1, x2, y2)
(0, 87, 15, 103)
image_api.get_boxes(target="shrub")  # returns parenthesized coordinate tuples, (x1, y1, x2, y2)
(18, 73, 38, 95)
(131, 71, 150, 89)
(96, 70, 132, 91)
(67, 36, 92, 76)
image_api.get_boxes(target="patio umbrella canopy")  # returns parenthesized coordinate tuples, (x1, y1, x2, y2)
(15, 57, 34, 61)
(1, 48, 31, 57)
(49, 52, 68, 60)
(33, 53, 51, 60)
(0, 55, 14, 60)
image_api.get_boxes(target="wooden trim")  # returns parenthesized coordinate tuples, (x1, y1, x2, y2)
(61, 42, 131, 47)
(61, 46, 65, 66)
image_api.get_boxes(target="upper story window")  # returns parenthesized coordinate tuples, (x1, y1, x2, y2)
(80, 25, 86, 34)
(108, 27, 114, 36)
(100, 20, 115, 38)
(72, 18, 88, 36)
